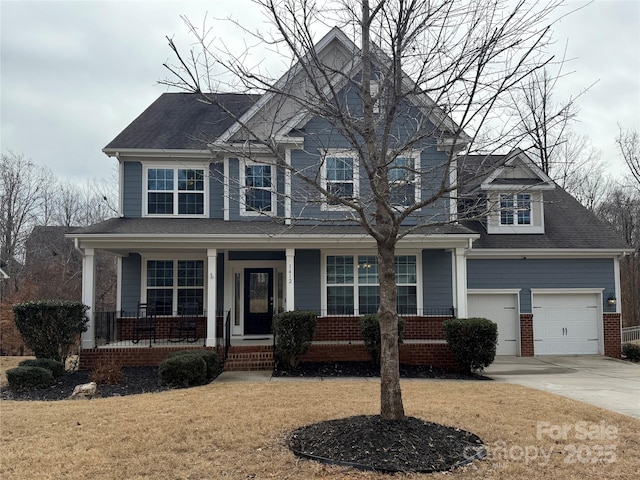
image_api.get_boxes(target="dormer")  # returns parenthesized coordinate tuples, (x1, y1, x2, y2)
(480, 150, 555, 234)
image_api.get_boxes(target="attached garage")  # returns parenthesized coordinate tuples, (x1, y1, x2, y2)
(468, 291, 519, 355)
(532, 291, 601, 355)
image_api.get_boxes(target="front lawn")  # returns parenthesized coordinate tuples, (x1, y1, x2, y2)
(1, 379, 638, 479)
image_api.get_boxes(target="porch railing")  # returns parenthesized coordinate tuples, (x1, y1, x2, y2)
(93, 310, 229, 348)
(622, 326, 640, 344)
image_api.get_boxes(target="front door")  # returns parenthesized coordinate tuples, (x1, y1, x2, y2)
(244, 268, 274, 335)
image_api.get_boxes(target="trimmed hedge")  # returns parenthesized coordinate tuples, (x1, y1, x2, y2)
(6, 366, 55, 391)
(12, 300, 89, 363)
(19, 358, 65, 378)
(443, 317, 498, 373)
(167, 350, 220, 379)
(158, 355, 207, 388)
(622, 343, 640, 362)
(272, 311, 317, 367)
(359, 314, 405, 366)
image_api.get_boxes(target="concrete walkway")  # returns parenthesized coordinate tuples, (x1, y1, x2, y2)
(484, 355, 640, 419)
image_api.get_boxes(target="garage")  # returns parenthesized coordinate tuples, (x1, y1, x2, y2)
(532, 292, 600, 355)
(468, 292, 519, 355)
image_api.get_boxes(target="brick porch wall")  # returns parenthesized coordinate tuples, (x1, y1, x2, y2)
(520, 314, 534, 356)
(314, 316, 450, 342)
(79, 346, 220, 370)
(603, 313, 622, 358)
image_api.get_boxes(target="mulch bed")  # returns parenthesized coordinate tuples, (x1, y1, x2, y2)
(0, 366, 168, 401)
(287, 415, 486, 473)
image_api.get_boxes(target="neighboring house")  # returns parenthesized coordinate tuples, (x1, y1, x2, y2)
(69, 28, 632, 370)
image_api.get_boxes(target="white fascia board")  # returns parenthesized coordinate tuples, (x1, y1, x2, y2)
(467, 248, 635, 259)
(481, 184, 556, 191)
(481, 149, 554, 189)
(71, 232, 478, 251)
(208, 142, 276, 158)
(102, 148, 215, 160)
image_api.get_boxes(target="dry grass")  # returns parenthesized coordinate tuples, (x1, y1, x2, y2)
(1, 377, 638, 480)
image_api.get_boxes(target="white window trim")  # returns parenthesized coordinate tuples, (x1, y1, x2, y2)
(321, 149, 359, 211)
(488, 191, 545, 234)
(321, 251, 421, 315)
(239, 159, 277, 217)
(389, 152, 422, 208)
(499, 193, 531, 226)
(141, 253, 207, 316)
(142, 162, 210, 218)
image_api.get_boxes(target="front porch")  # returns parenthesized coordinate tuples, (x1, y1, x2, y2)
(78, 309, 459, 371)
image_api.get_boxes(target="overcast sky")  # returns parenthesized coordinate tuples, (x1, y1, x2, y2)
(1, 0, 639, 184)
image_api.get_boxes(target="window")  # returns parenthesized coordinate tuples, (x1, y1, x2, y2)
(322, 152, 358, 209)
(500, 193, 531, 225)
(389, 156, 419, 206)
(146, 167, 206, 216)
(242, 162, 275, 215)
(326, 255, 417, 315)
(145, 260, 204, 315)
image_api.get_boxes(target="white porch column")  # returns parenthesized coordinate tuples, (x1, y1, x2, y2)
(286, 248, 295, 311)
(81, 248, 96, 349)
(454, 248, 468, 318)
(206, 249, 217, 347)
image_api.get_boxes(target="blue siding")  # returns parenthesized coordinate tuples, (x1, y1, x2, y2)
(294, 249, 321, 311)
(121, 253, 142, 313)
(227, 158, 241, 220)
(210, 163, 224, 219)
(123, 162, 142, 218)
(422, 249, 453, 310)
(467, 258, 616, 313)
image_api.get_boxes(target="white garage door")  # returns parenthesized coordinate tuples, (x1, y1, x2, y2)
(468, 293, 519, 355)
(532, 293, 600, 355)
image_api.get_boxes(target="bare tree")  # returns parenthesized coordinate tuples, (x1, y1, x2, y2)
(616, 127, 640, 189)
(163, 0, 567, 420)
(0, 152, 53, 294)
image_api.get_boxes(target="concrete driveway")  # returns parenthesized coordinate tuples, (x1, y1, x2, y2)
(484, 356, 640, 419)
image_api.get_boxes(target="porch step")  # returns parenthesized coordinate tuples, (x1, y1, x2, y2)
(224, 346, 274, 371)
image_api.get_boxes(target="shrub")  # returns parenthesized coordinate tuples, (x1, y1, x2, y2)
(443, 317, 498, 373)
(272, 311, 317, 367)
(158, 355, 207, 388)
(90, 355, 123, 385)
(6, 366, 55, 391)
(167, 350, 220, 379)
(359, 314, 405, 366)
(12, 300, 89, 364)
(19, 358, 65, 378)
(622, 343, 640, 362)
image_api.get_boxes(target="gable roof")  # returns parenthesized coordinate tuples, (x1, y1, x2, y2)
(464, 187, 632, 251)
(103, 93, 258, 151)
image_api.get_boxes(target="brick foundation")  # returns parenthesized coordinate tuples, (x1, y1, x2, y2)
(79, 346, 220, 370)
(603, 313, 622, 359)
(520, 314, 534, 356)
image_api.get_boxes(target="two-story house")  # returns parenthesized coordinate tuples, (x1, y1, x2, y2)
(69, 27, 632, 370)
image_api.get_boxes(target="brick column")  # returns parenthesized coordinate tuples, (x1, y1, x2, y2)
(520, 314, 534, 356)
(603, 313, 622, 359)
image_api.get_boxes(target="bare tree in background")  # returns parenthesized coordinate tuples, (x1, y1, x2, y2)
(0, 152, 53, 294)
(163, 0, 568, 420)
(617, 127, 640, 190)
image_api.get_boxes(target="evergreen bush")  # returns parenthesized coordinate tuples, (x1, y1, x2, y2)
(167, 349, 220, 379)
(6, 366, 55, 391)
(272, 311, 317, 367)
(158, 355, 207, 388)
(622, 343, 640, 362)
(18, 358, 65, 377)
(443, 317, 498, 373)
(12, 300, 89, 364)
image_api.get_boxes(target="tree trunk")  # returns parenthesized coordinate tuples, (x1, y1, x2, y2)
(377, 239, 405, 420)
